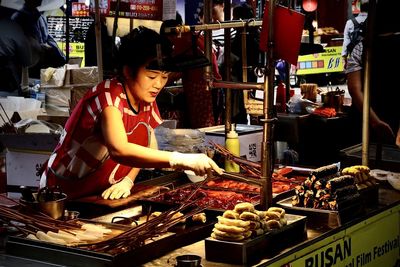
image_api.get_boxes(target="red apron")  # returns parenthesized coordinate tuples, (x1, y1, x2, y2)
(46, 85, 151, 199)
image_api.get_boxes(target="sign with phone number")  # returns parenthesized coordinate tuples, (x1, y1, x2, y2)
(284, 207, 400, 267)
(91, 0, 176, 20)
(296, 46, 344, 75)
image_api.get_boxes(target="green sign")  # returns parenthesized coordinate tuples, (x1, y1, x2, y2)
(285, 207, 400, 267)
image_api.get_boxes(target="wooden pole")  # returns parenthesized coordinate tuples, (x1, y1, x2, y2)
(361, 0, 376, 166)
(94, 0, 103, 82)
(260, 0, 275, 209)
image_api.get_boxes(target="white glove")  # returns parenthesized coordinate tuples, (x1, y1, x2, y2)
(101, 176, 134, 200)
(169, 151, 224, 176)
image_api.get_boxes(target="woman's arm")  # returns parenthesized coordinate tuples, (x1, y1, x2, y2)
(101, 106, 171, 168)
(347, 70, 395, 140)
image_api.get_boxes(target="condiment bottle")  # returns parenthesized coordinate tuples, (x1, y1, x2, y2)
(276, 81, 286, 113)
(225, 124, 240, 172)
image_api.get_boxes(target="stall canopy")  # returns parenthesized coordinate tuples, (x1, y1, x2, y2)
(0, 0, 65, 12)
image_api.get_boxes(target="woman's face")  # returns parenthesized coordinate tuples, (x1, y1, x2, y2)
(125, 66, 169, 104)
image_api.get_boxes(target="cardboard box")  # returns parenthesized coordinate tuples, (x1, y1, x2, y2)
(1, 133, 59, 189)
(199, 124, 263, 162)
(41, 66, 99, 87)
(5, 150, 50, 188)
(67, 66, 98, 85)
(41, 86, 71, 107)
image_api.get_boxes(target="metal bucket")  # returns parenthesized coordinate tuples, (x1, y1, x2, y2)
(38, 193, 67, 220)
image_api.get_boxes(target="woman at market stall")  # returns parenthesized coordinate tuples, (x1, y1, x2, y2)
(40, 26, 223, 200)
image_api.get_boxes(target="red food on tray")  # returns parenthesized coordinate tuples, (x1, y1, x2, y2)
(272, 181, 291, 193)
(150, 185, 260, 210)
(272, 167, 308, 193)
(205, 179, 261, 192)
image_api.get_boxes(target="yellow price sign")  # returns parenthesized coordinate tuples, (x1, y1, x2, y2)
(57, 42, 86, 67)
(296, 46, 344, 75)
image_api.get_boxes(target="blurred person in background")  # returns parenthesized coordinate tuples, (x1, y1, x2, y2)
(342, 0, 368, 69)
(160, 13, 222, 129)
(197, 0, 229, 126)
(12, 0, 65, 78)
(0, 2, 34, 96)
(345, 0, 399, 146)
(84, 12, 114, 78)
(230, 3, 261, 124)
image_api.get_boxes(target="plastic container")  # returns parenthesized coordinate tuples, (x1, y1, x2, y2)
(276, 81, 286, 113)
(184, 170, 206, 183)
(225, 124, 240, 172)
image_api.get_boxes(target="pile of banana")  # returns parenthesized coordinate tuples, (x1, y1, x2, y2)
(341, 165, 377, 189)
(211, 202, 287, 242)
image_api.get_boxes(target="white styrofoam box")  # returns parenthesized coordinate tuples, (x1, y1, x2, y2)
(199, 124, 263, 162)
(6, 150, 50, 188)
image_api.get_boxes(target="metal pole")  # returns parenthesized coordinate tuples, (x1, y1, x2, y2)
(94, 0, 103, 82)
(164, 20, 263, 33)
(212, 81, 263, 90)
(260, 0, 275, 209)
(203, 0, 213, 91)
(241, 27, 248, 84)
(224, 0, 232, 134)
(65, 0, 70, 61)
(361, 0, 376, 166)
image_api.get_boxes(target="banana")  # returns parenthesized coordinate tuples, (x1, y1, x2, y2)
(353, 165, 370, 173)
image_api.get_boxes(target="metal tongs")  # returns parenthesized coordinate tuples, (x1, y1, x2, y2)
(208, 170, 264, 186)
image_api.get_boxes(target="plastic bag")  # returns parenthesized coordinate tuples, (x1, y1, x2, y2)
(13, 119, 63, 134)
(155, 127, 205, 153)
(287, 94, 319, 114)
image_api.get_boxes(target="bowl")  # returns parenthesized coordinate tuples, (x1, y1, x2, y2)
(64, 210, 80, 220)
(175, 254, 202, 267)
(387, 173, 400, 191)
(184, 170, 206, 183)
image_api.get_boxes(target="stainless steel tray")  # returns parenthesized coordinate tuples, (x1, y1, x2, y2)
(6, 218, 213, 267)
(204, 214, 307, 265)
(276, 195, 364, 228)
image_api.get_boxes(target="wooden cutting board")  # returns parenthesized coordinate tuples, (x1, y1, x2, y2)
(71, 184, 167, 208)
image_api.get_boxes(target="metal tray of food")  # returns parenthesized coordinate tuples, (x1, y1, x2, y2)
(138, 182, 261, 214)
(204, 214, 307, 265)
(137, 167, 310, 214)
(276, 195, 364, 228)
(6, 217, 214, 267)
(341, 143, 400, 172)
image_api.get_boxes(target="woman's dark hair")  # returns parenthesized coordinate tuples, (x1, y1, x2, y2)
(232, 3, 255, 20)
(116, 26, 173, 78)
(160, 12, 183, 35)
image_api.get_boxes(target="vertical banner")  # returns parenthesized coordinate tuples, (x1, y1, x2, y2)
(286, 210, 400, 267)
(259, 3, 305, 65)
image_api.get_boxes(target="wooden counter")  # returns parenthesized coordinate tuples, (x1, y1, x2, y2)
(140, 185, 400, 267)
(1, 185, 399, 267)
